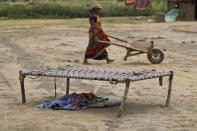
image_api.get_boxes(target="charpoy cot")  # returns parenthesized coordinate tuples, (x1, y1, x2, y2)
(19, 65, 173, 117)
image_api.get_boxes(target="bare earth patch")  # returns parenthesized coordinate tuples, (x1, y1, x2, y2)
(0, 19, 196, 131)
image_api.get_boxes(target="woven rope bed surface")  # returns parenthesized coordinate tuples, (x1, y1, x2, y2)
(22, 65, 171, 83)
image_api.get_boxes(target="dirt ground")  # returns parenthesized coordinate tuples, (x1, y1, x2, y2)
(0, 19, 197, 131)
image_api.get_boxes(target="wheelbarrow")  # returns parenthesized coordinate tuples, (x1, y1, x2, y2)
(98, 35, 164, 64)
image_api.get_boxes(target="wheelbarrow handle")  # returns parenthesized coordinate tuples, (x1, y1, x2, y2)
(97, 40, 149, 53)
(97, 40, 130, 48)
(106, 35, 128, 43)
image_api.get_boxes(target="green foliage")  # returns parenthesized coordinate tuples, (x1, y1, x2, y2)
(100, 4, 153, 17)
(0, 0, 166, 19)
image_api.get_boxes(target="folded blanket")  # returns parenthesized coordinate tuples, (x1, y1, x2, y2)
(39, 93, 90, 110)
(39, 93, 120, 110)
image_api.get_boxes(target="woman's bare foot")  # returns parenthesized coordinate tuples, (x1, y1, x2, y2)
(83, 59, 91, 65)
(106, 58, 114, 64)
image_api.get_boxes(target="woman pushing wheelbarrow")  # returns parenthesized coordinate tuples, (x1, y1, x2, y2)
(83, 4, 114, 64)
(84, 4, 164, 65)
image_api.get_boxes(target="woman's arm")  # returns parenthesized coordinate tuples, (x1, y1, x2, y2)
(90, 20, 97, 39)
(90, 15, 98, 42)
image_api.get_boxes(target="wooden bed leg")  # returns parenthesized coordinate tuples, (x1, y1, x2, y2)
(66, 78, 70, 95)
(165, 71, 173, 106)
(117, 80, 130, 118)
(123, 49, 131, 61)
(159, 76, 163, 86)
(54, 78, 57, 98)
(19, 71, 26, 104)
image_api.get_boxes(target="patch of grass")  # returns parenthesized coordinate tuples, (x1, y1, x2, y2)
(0, 16, 155, 31)
(0, 0, 166, 19)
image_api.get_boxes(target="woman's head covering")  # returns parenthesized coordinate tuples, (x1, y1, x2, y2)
(88, 4, 101, 14)
(92, 4, 102, 10)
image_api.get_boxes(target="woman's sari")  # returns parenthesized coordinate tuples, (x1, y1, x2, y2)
(85, 15, 110, 60)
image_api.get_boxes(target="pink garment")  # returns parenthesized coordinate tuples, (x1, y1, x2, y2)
(135, 0, 152, 9)
(125, 0, 136, 6)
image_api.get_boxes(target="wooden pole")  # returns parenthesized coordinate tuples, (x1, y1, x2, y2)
(106, 35, 128, 43)
(165, 71, 173, 106)
(117, 79, 130, 118)
(124, 49, 131, 61)
(19, 71, 26, 104)
(54, 78, 57, 98)
(159, 76, 163, 86)
(66, 78, 70, 95)
(97, 40, 147, 53)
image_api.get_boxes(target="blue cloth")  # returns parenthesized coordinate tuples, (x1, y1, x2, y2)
(88, 8, 93, 14)
(39, 93, 88, 110)
(165, 8, 179, 22)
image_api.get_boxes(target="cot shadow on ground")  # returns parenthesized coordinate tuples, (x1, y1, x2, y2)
(82, 61, 152, 66)
(124, 102, 165, 115)
(123, 61, 152, 66)
(26, 99, 170, 119)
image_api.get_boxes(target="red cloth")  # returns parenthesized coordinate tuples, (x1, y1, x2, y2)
(85, 30, 110, 60)
(136, 0, 152, 9)
(125, 0, 136, 6)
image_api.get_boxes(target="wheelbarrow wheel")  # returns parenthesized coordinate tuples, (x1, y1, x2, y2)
(147, 48, 164, 64)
